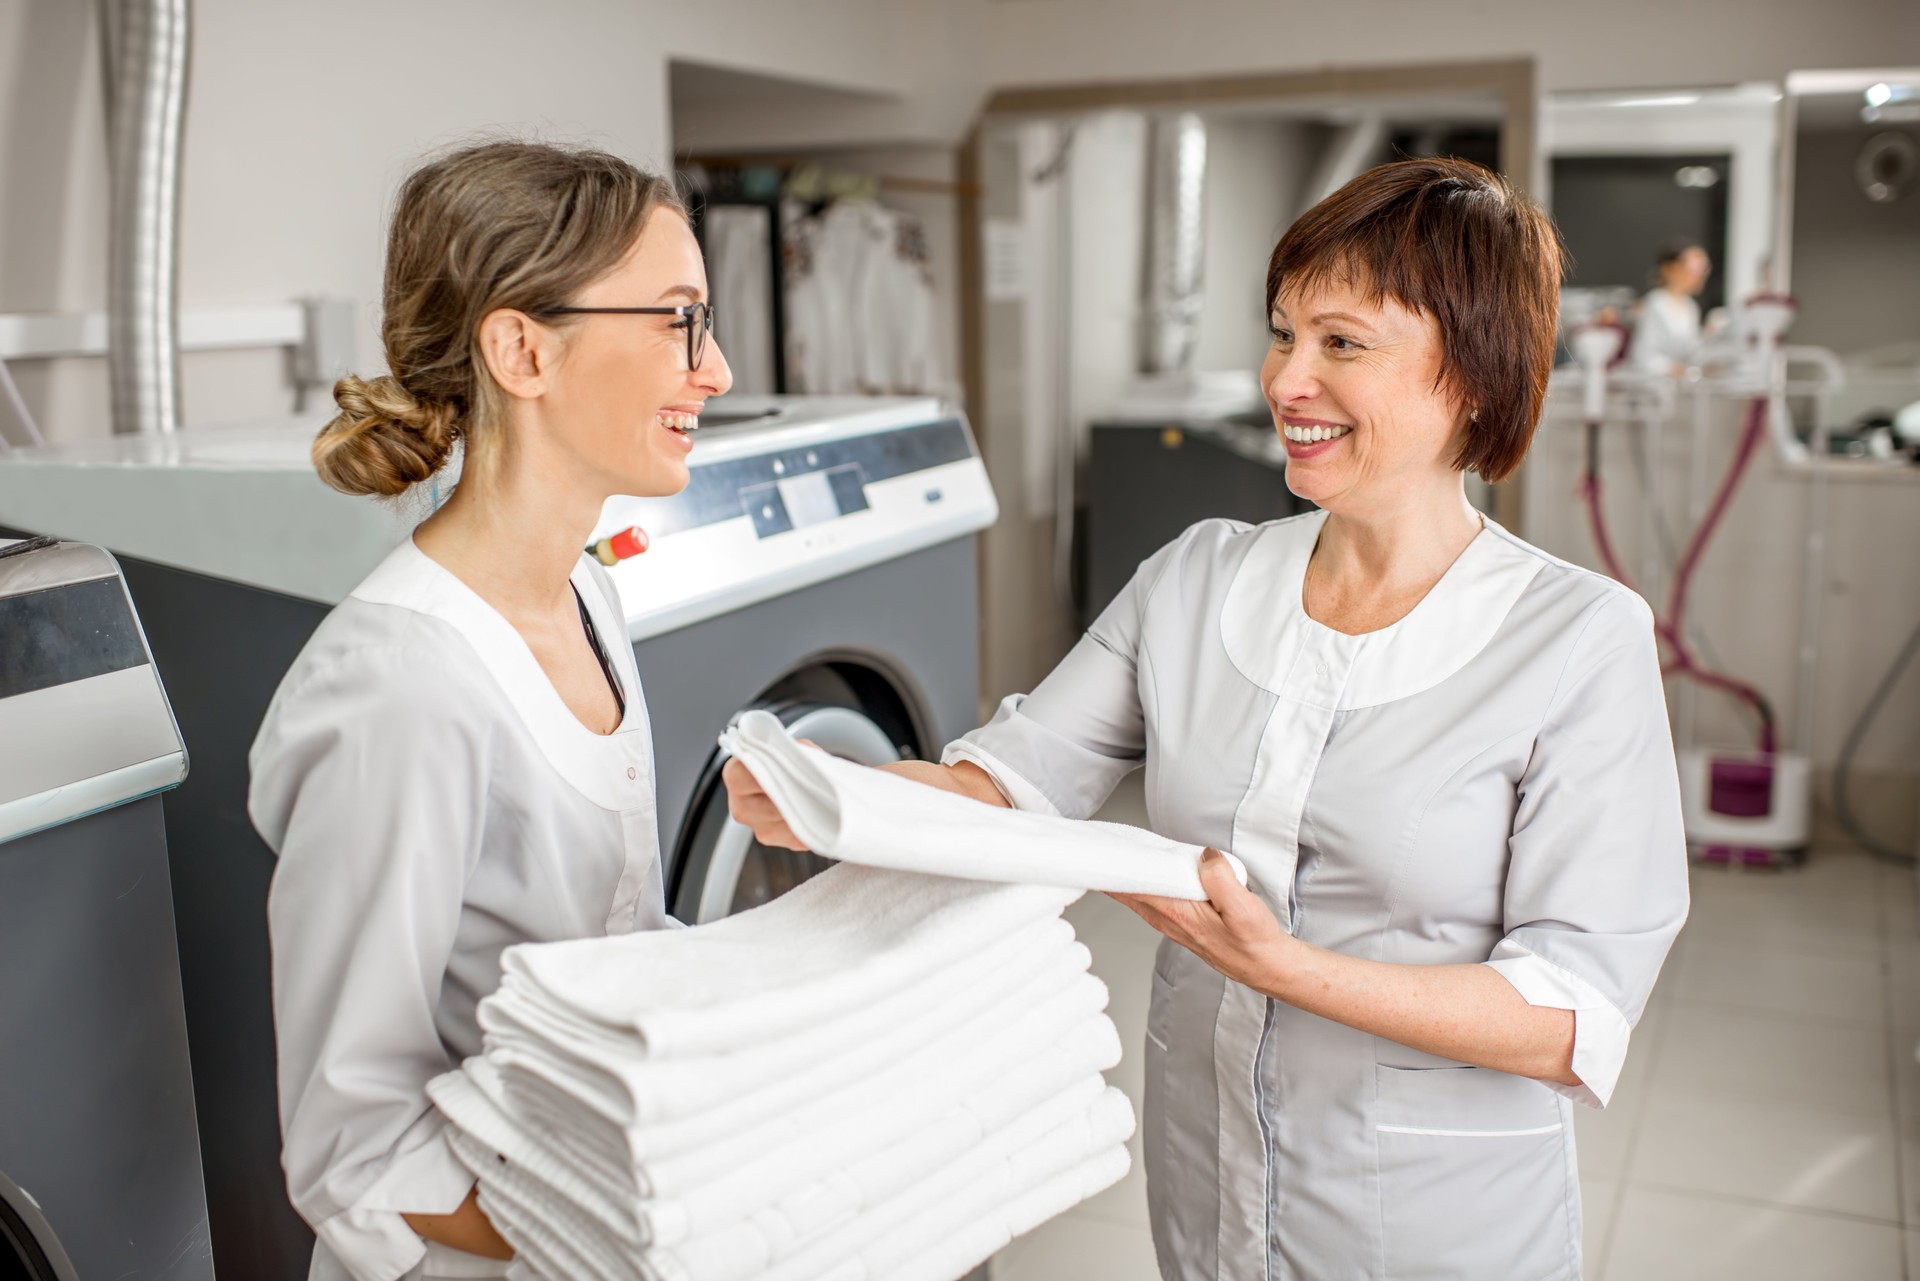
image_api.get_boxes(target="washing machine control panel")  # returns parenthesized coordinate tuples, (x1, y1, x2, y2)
(595, 398, 998, 640)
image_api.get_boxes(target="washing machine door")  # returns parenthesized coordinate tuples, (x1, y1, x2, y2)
(670, 702, 902, 924)
(0, 1172, 78, 1281)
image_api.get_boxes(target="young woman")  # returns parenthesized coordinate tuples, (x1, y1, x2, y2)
(729, 157, 1689, 1278)
(250, 140, 731, 1280)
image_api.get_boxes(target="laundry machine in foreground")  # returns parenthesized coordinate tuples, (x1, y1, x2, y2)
(0, 537, 211, 1281)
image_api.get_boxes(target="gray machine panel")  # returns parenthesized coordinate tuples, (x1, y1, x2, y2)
(0, 539, 187, 842)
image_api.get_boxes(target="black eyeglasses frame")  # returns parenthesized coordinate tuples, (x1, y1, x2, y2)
(546, 302, 715, 371)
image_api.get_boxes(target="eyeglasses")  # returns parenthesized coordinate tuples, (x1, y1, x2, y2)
(547, 302, 716, 371)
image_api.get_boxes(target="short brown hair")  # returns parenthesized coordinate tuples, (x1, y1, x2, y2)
(1265, 157, 1563, 484)
(313, 140, 686, 498)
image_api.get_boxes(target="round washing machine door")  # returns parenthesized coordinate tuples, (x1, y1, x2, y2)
(670, 702, 903, 925)
(0, 1171, 79, 1281)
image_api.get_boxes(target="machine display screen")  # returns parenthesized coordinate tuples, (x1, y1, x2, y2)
(0, 578, 148, 701)
(742, 465, 870, 539)
(629, 419, 971, 540)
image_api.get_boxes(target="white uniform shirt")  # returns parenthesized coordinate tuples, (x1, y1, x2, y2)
(1630, 288, 1701, 374)
(944, 511, 1689, 1279)
(250, 538, 668, 1281)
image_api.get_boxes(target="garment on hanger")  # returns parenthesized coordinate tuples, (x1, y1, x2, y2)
(783, 198, 943, 397)
(703, 206, 776, 394)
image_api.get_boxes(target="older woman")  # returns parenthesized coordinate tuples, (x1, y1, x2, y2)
(730, 156, 1688, 1279)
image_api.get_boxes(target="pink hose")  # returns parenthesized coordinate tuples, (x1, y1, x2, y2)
(1580, 397, 1777, 754)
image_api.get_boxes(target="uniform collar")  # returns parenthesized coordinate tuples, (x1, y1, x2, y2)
(1220, 509, 1543, 710)
(350, 538, 650, 811)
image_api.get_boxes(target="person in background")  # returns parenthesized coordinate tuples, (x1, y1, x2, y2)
(250, 140, 731, 1280)
(729, 157, 1690, 1280)
(1630, 240, 1713, 375)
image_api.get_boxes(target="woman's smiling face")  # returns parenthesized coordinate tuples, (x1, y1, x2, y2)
(543, 205, 732, 499)
(1260, 276, 1471, 517)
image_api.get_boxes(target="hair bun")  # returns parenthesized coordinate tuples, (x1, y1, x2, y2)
(312, 373, 460, 497)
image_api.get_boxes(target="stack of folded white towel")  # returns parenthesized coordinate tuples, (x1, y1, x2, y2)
(430, 867, 1132, 1281)
(427, 710, 1239, 1280)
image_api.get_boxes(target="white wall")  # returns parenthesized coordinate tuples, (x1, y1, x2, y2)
(1192, 116, 1318, 376)
(983, 0, 1919, 100)
(0, 0, 984, 443)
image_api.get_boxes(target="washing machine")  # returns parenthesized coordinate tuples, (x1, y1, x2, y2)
(589, 396, 997, 921)
(0, 536, 212, 1281)
(0, 393, 996, 1276)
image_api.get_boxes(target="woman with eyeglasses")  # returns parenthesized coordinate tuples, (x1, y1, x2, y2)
(248, 140, 731, 1279)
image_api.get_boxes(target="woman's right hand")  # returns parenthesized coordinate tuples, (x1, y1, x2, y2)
(723, 748, 1014, 852)
(722, 756, 808, 850)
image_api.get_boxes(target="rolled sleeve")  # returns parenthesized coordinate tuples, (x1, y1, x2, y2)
(252, 647, 494, 1280)
(1489, 589, 1689, 1109)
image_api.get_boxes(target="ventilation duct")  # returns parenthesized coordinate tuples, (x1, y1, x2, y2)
(99, 0, 191, 435)
(1138, 112, 1207, 377)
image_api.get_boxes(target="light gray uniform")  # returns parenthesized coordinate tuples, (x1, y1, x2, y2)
(944, 510, 1688, 1281)
(251, 539, 668, 1281)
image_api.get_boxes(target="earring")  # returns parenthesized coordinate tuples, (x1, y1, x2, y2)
(1470, 407, 1481, 423)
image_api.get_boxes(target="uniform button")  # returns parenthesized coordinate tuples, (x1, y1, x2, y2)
(626, 766, 638, 780)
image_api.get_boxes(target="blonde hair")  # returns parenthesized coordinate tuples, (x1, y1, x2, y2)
(314, 140, 686, 497)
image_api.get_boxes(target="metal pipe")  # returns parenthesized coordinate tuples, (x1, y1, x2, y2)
(1139, 113, 1206, 376)
(100, 0, 191, 435)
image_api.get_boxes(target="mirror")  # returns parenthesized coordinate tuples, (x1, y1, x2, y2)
(1780, 68, 1920, 430)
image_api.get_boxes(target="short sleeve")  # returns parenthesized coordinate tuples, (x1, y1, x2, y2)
(943, 525, 1200, 819)
(1486, 590, 1689, 1108)
(250, 645, 494, 1280)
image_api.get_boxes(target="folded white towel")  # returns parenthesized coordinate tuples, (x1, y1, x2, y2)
(652, 1027, 1119, 1249)
(650, 1075, 1110, 1281)
(479, 914, 1082, 1129)
(491, 966, 1111, 1200)
(434, 989, 1119, 1253)
(720, 708, 1245, 899)
(874, 1146, 1133, 1281)
(726, 1087, 1135, 1281)
(502, 864, 1080, 1058)
(466, 1086, 1133, 1281)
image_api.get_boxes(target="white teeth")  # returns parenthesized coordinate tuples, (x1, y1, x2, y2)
(657, 412, 700, 434)
(1283, 423, 1351, 443)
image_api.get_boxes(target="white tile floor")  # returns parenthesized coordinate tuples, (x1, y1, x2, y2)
(990, 775, 1920, 1280)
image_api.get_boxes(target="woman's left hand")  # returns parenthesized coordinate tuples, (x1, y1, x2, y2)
(1110, 849, 1294, 992)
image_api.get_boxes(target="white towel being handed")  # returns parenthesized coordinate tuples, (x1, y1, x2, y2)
(719, 708, 1246, 899)
(501, 863, 1081, 1058)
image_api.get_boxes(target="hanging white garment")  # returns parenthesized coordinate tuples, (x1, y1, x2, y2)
(703, 206, 776, 394)
(783, 200, 944, 396)
(720, 707, 1246, 897)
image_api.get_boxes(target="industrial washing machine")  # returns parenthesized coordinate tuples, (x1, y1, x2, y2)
(0, 536, 211, 1281)
(589, 396, 997, 921)
(0, 394, 996, 1278)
